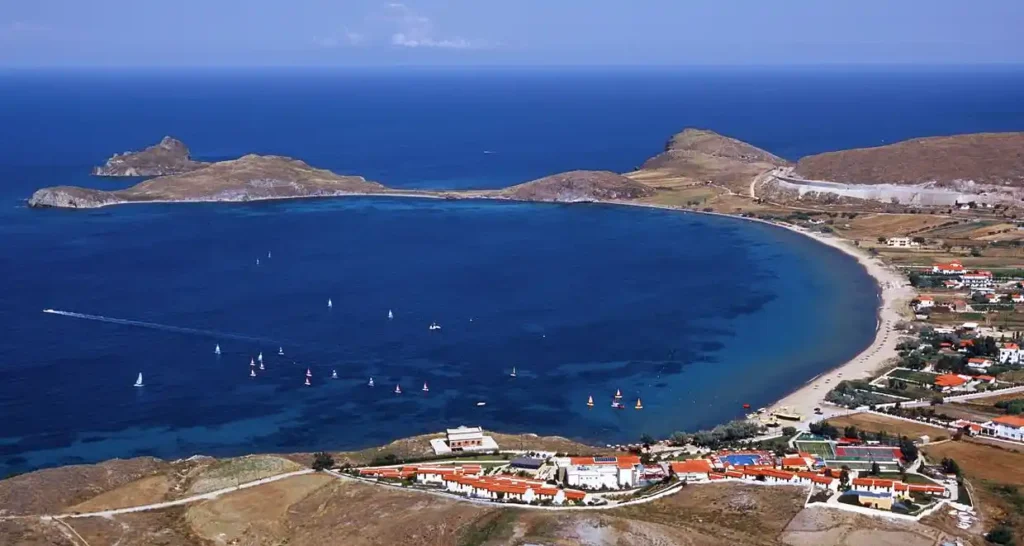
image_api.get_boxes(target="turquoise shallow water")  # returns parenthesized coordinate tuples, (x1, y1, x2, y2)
(2, 66, 1022, 476)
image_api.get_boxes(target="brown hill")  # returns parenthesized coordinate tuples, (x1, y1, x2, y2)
(30, 154, 387, 208)
(642, 128, 788, 172)
(501, 170, 654, 202)
(794, 132, 1024, 186)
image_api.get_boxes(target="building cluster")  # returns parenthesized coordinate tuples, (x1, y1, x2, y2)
(934, 372, 997, 392)
(359, 463, 590, 505)
(846, 478, 949, 510)
(978, 415, 1024, 442)
(556, 455, 644, 489)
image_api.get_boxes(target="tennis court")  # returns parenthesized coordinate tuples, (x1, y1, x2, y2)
(835, 446, 902, 461)
(794, 441, 836, 459)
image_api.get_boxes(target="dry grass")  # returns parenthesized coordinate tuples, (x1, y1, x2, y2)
(68, 474, 171, 513)
(782, 507, 945, 546)
(826, 413, 949, 439)
(184, 454, 302, 495)
(923, 441, 1024, 487)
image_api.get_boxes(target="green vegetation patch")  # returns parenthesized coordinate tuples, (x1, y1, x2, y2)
(888, 369, 940, 385)
(794, 441, 836, 459)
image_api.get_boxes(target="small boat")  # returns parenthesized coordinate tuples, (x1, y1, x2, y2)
(429, 322, 441, 331)
(259, 362, 265, 370)
(214, 344, 221, 355)
(611, 401, 624, 409)
(422, 382, 429, 392)
(331, 370, 338, 379)
(368, 377, 375, 387)
(587, 395, 594, 408)
(306, 368, 312, 378)
(250, 368, 256, 378)
(327, 298, 333, 309)
(258, 351, 263, 363)
(742, 403, 751, 409)
(304, 377, 311, 386)
(278, 346, 284, 356)
(476, 401, 487, 407)
(614, 389, 622, 400)
(510, 366, 517, 378)
(250, 358, 255, 367)
(256, 258, 260, 265)
(388, 309, 394, 320)
(635, 398, 644, 410)
(133, 373, 144, 388)
(267, 251, 272, 258)
(395, 384, 402, 394)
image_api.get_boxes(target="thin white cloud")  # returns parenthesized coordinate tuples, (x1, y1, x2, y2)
(313, 28, 365, 49)
(384, 3, 486, 50)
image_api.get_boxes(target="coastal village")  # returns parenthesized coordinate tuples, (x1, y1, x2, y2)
(8, 130, 1024, 546)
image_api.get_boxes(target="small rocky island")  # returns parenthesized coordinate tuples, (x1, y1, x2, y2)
(92, 136, 208, 177)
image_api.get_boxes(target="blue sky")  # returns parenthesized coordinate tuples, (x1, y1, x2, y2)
(2, 0, 1022, 67)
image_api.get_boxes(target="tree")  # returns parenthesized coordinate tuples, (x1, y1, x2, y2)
(940, 457, 962, 477)
(877, 236, 887, 244)
(312, 451, 335, 471)
(782, 426, 797, 437)
(839, 468, 850, 489)
(843, 425, 859, 439)
(899, 437, 919, 463)
(985, 525, 1014, 545)
(640, 433, 656, 446)
(912, 236, 926, 244)
(870, 462, 880, 476)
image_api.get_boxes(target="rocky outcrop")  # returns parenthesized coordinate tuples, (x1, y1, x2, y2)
(794, 132, 1024, 186)
(31, 154, 388, 208)
(92, 136, 208, 177)
(501, 170, 654, 202)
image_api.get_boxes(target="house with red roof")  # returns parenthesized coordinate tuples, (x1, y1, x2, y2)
(934, 374, 970, 392)
(556, 455, 642, 490)
(981, 415, 1024, 442)
(1000, 342, 1022, 365)
(669, 458, 713, 481)
(967, 357, 992, 370)
(1013, 294, 1024, 303)
(932, 261, 964, 275)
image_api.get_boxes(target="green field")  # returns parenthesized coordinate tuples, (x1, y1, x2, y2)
(888, 369, 940, 385)
(794, 441, 836, 459)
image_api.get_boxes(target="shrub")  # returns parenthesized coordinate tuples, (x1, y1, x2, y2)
(312, 452, 335, 471)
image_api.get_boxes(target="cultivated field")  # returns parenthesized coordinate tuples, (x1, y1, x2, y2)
(825, 413, 950, 439)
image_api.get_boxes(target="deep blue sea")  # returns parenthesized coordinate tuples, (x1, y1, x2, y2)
(1, 66, 1023, 477)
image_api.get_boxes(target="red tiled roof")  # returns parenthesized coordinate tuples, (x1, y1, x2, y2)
(564, 489, 587, 500)
(935, 374, 968, 387)
(852, 478, 894, 488)
(781, 456, 808, 467)
(993, 415, 1024, 428)
(670, 459, 713, 474)
(1005, 343, 1020, 350)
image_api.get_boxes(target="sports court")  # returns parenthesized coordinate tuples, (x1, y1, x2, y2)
(794, 441, 836, 459)
(834, 446, 902, 461)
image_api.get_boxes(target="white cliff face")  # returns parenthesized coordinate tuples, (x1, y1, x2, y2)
(28, 188, 122, 208)
(770, 167, 1021, 207)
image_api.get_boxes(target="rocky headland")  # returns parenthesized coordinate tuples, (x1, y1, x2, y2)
(500, 170, 654, 202)
(92, 136, 208, 177)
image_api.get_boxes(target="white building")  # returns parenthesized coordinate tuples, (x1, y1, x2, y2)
(932, 261, 965, 275)
(886, 237, 919, 248)
(999, 343, 1022, 365)
(966, 357, 993, 370)
(1013, 294, 1024, 303)
(915, 296, 935, 310)
(980, 416, 1024, 442)
(560, 456, 641, 490)
(430, 426, 500, 455)
(961, 271, 994, 290)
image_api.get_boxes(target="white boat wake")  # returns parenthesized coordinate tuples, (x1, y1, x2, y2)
(42, 309, 270, 343)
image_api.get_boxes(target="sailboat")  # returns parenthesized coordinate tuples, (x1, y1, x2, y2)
(214, 344, 221, 355)
(587, 395, 594, 408)
(388, 309, 394, 320)
(428, 322, 441, 331)
(258, 352, 263, 363)
(510, 367, 517, 378)
(256, 258, 260, 265)
(635, 398, 643, 410)
(259, 362, 264, 370)
(395, 384, 402, 394)
(304, 376, 311, 386)
(267, 251, 272, 258)
(327, 298, 333, 309)
(306, 368, 312, 378)
(614, 389, 623, 400)
(134, 373, 144, 388)
(278, 346, 284, 356)
(331, 369, 338, 379)
(368, 377, 375, 387)
(250, 368, 256, 378)
(422, 382, 429, 392)
(250, 358, 255, 367)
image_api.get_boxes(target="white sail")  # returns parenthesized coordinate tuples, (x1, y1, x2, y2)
(259, 362, 264, 370)
(422, 382, 429, 392)
(388, 309, 394, 320)
(510, 367, 516, 378)
(332, 370, 338, 379)
(278, 346, 284, 356)
(327, 298, 333, 308)
(368, 377, 375, 387)
(256, 258, 260, 265)
(267, 251, 272, 258)
(134, 373, 144, 387)
(258, 351, 263, 363)
(214, 344, 221, 355)
(250, 369, 256, 377)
